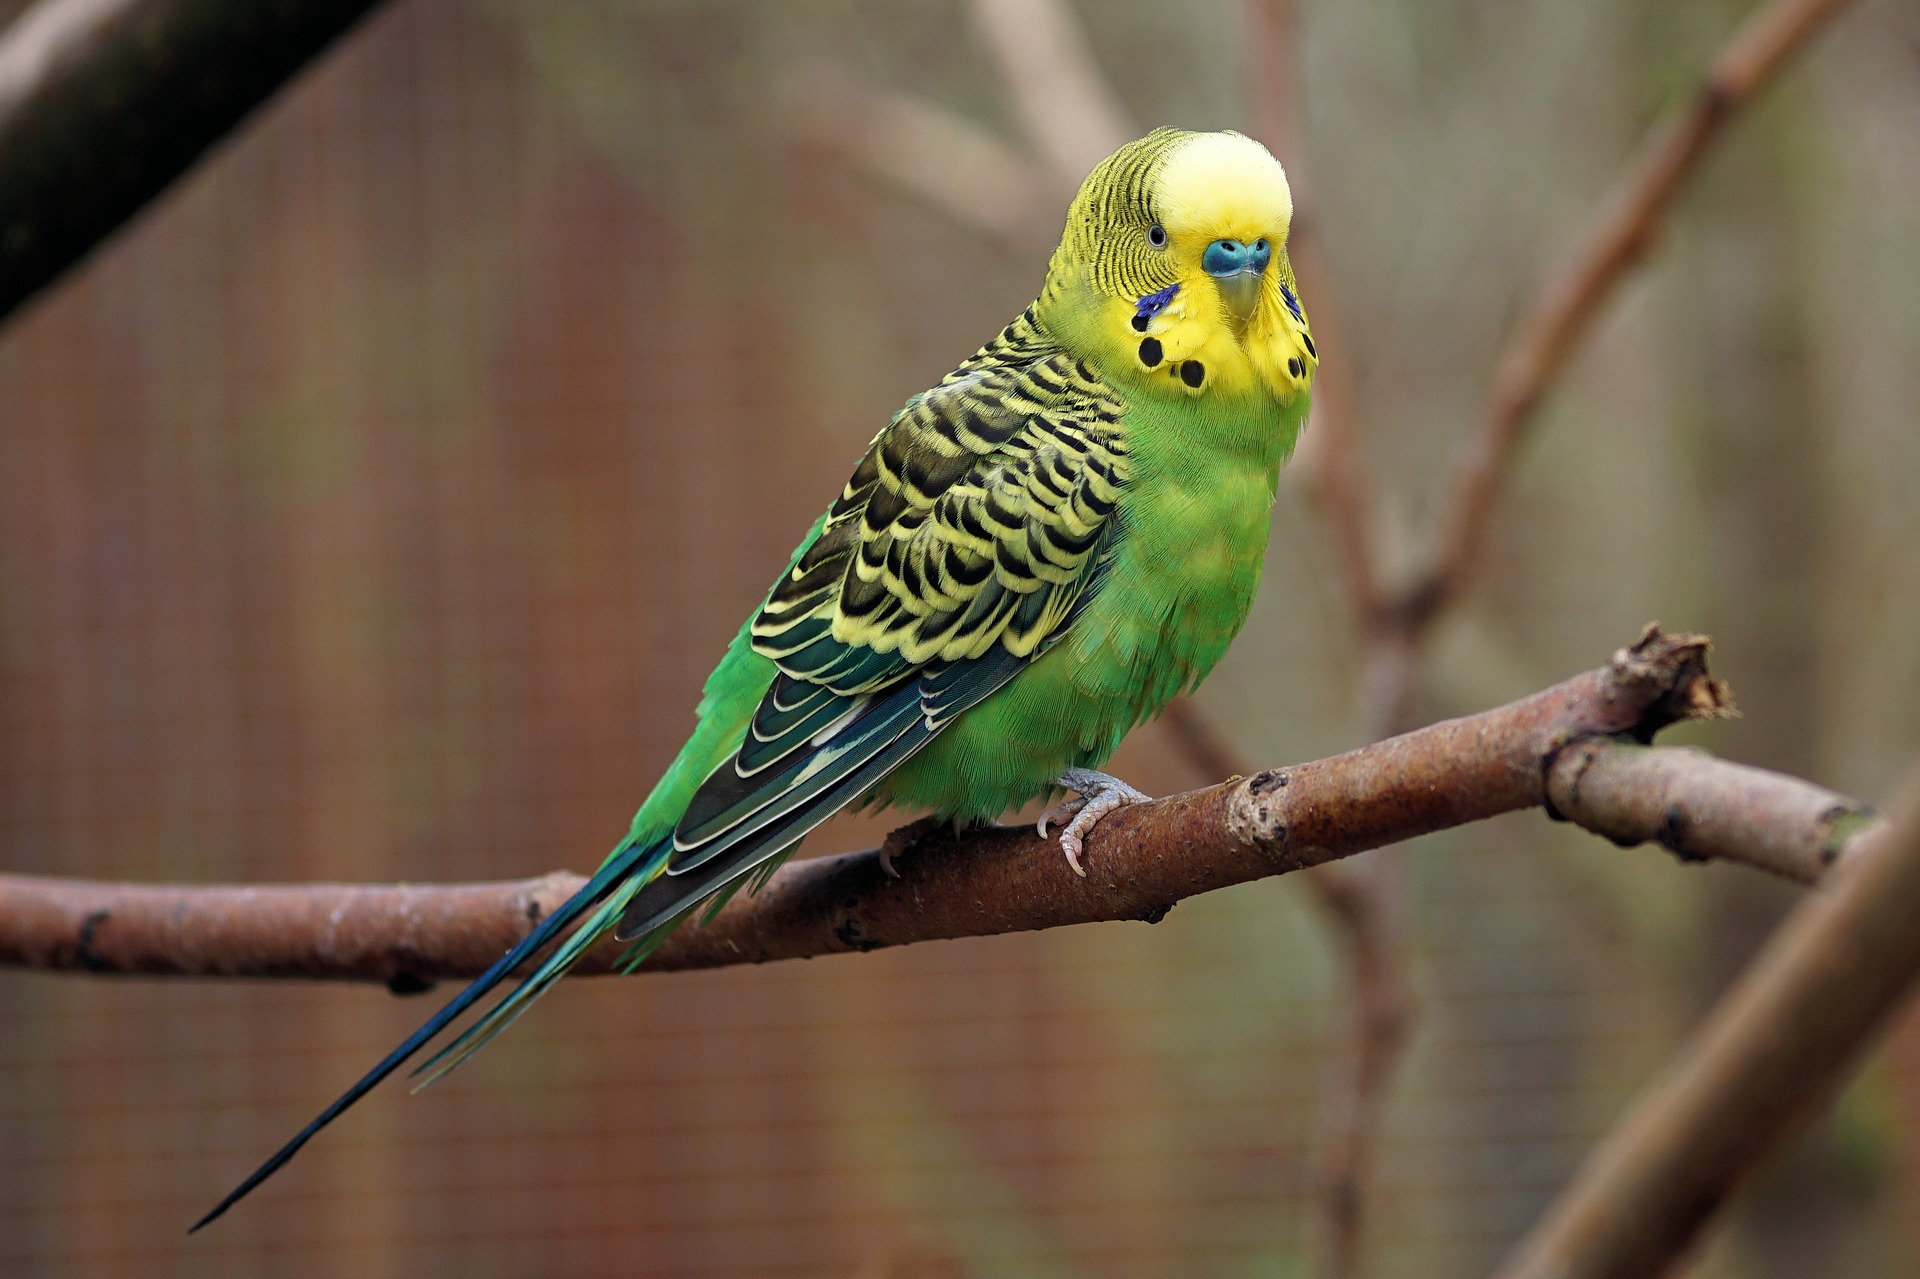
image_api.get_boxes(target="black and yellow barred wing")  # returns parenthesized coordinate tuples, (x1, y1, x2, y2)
(754, 348, 1128, 687)
(612, 334, 1129, 939)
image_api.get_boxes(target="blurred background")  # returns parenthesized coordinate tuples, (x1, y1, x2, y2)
(4, 0, 1920, 1275)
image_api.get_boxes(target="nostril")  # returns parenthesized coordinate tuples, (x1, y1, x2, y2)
(1202, 239, 1245, 277)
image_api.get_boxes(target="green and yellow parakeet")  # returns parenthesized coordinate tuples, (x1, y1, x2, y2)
(195, 126, 1316, 1228)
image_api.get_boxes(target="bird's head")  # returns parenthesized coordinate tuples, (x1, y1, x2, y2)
(1040, 127, 1316, 405)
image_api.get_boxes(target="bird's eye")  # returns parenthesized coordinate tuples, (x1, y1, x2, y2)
(1147, 224, 1167, 249)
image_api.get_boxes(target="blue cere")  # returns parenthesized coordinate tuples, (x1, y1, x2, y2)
(1202, 238, 1272, 278)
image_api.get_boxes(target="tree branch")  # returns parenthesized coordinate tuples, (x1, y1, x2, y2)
(0, 0, 389, 325)
(1494, 762, 1920, 1279)
(965, 0, 1131, 186)
(783, 64, 1055, 253)
(1546, 739, 1873, 885)
(2, 627, 1880, 989)
(1396, 0, 1851, 633)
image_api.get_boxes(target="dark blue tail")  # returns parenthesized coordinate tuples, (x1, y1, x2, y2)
(188, 840, 660, 1233)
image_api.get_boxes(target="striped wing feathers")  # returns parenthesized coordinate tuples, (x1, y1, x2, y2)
(751, 351, 1128, 693)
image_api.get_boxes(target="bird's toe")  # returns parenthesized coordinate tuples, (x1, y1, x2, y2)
(1042, 770, 1151, 876)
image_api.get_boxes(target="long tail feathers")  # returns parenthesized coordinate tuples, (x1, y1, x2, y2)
(408, 884, 639, 1089)
(408, 840, 805, 1086)
(188, 837, 670, 1234)
(408, 841, 804, 1096)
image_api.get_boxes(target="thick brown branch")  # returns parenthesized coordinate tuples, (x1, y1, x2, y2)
(0, 0, 389, 325)
(4, 627, 1877, 988)
(1398, 0, 1850, 631)
(1495, 763, 1920, 1279)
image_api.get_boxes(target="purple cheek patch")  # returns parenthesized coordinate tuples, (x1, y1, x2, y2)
(1131, 283, 1179, 333)
(1279, 282, 1303, 322)
(1135, 284, 1179, 317)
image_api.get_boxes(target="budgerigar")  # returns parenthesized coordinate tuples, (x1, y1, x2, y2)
(194, 126, 1316, 1229)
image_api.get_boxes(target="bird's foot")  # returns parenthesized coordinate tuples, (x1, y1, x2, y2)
(1035, 768, 1152, 878)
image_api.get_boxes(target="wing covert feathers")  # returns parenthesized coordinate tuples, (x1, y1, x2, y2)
(751, 337, 1128, 693)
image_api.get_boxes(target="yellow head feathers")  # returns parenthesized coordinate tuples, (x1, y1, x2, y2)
(1040, 128, 1316, 405)
(1153, 132, 1294, 250)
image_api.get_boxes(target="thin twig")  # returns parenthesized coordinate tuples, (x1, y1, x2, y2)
(1247, 0, 1381, 627)
(5, 627, 1880, 988)
(1493, 763, 1920, 1279)
(1396, 0, 1852, 634)
(965, 0, 1131, 185)
(783, 64, 1054, 253)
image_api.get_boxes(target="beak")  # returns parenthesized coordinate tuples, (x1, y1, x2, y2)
(1203, 238, 1273, 326)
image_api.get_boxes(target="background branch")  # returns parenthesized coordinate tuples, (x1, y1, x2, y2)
(966, 0, 1130, 185)
(1396, 0, 1851, 633)
(784, 64, 1053, 253)
(1235, 0, 1851, 1262)
(0, 0, 390, 325)
(1494, 764, 1920, 1279)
